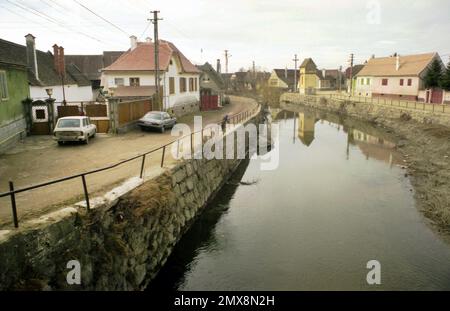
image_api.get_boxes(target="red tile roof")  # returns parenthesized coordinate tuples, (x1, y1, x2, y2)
(103, 40, 200, 74)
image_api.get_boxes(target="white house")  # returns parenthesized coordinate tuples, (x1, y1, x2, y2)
(101, 36, 201, 114)
(23, 34, 93, 103)
(355, 52, 443, 103)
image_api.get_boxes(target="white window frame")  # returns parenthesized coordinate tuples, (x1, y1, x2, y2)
(0, 70, 9, 101)
(114, 77, 125, 86)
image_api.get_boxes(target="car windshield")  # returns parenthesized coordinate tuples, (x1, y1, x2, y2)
(58, 119, 81, 128)
(145, 113, 162, 120)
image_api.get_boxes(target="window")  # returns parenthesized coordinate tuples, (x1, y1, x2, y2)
(407, 79, 412, 86)
(180, 77, 186, 92)
(360, 78, 364, 85)
(169, 77, 175, 94)
(0, 71, 8, 100)
(35, 109, 46, 120)
(366, 78, 370, 85)
(114, 78, 124, 86)
(129, 77, 140, 87)
(189, 78, 194, 91)
(382, 79, 388, 86)
(83, 118, 88, 127)
(400, 79, 404, 86)
(194, 78, 198, 91)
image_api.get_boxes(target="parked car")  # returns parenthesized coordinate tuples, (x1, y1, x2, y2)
(138, 111, 177, 133)
(54, 116, 97, 145)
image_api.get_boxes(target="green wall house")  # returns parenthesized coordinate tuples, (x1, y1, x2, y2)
(0, 61, 30, 153)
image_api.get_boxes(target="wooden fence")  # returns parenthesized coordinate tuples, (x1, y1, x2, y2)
(117, 99, 152, 126)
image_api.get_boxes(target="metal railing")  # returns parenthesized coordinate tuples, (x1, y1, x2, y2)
(0, 104, 260, 229)
(327, 93, 450, 114)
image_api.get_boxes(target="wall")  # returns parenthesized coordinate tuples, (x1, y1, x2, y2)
(299, 70, 319, 94)
(281, 93, 450, 127)
(0, 65, 29, 153)
(354, 76, 421, 99)
(0, 108, 260, 290)
(268, 71, 288, 89)
(30, 85, 94, 103)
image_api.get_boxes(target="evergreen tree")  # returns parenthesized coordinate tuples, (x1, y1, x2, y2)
(440, 61, 450, 91)
(424, 59, 443, 89)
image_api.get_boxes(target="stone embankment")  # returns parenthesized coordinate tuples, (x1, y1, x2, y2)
(0, 103, 260, 290)
(281, 93, 450, 236)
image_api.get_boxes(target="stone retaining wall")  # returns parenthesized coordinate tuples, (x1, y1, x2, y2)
(281, 93, 450, 127)
(0, 109, 259, 290)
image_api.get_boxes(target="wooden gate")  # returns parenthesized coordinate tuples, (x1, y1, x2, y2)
(430, 88, 443, 104)
(30, 100, 51, 135)
(200, 90, 219, 111)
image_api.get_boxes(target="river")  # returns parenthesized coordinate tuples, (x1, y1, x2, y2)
(148, 107, 450, 291)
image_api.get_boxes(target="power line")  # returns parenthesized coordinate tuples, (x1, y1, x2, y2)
(6, 0, 108, 44)
(72, 0, 130, 37)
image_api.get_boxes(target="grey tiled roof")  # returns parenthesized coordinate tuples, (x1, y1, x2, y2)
(0, 38, 91, 87)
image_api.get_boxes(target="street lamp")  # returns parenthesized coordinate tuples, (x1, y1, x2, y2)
(45, 88, 53, 99)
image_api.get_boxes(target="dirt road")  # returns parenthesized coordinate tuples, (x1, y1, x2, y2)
(0, 96, 258, 227)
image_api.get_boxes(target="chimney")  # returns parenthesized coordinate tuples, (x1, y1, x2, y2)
(145, 37, 152, 43)
(130, 35, 137, 50)
(396, 54, 400, 71)
(53, 44, 59, 74)
(371, 54, 375, 59)
(25, 34, 39, 80)
(58, 46, 65, 77)
(216, 59, 221, 73)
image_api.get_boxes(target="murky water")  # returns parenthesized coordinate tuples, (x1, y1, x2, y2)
(148, 108, 450, 291)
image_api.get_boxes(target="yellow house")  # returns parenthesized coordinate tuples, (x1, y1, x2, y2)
(298, 112, 317, 146)
(299, 58, 320, 95)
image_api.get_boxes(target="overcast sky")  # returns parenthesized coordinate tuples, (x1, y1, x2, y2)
(1, 0, 449, 72)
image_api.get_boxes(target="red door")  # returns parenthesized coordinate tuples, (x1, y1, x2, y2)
(430, 89, 443, 104)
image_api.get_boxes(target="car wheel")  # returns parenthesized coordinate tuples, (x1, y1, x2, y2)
(57, 141, 64, 146)
(84, 134, 89, 144)
(92, 130, 96, 138)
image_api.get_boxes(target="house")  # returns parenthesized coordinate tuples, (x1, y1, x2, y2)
(0, 34, 93, 140)
(0, 35, 93, 104)
(101, 36, 201, 115)
(65, 51, 124, 96)
(196, 62, 225, 110)
(345, 65, 364, 94)
(0, 59, 29, 153)
(268, 69, 298, 91)
(318, 69, 344, 90)
(299, 58, 321, 95)
(354, 52, 443, 102)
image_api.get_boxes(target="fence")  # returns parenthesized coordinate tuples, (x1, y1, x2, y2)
(55, 101, 110, 133)
(328, 93, 450, 114)
(0, 103, 261, 229)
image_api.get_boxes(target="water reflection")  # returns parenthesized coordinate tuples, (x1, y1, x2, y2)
(279, 107, 402, 166)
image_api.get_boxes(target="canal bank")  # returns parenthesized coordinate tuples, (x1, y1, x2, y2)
(281, 93, 450, 237)
(0, 101, 262, 290)
(147, 109, 450, 290)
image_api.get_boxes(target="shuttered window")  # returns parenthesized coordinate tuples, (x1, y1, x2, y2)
(194, 78, 198, 91)
(0, 71, 8, 100)
(382, 79, 388, 86)
(180, 77, 186, 93)
(129, 77, 140, 87)
(407, 79, 412, 86)
(169, 77, 175, 94)
(189, 78, 194, 91)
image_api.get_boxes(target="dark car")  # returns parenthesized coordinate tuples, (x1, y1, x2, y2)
(138, 111, 177, 133)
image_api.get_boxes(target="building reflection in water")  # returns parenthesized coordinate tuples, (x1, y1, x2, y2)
(298, 112, 317, 147)
(348, 129, 401, 167)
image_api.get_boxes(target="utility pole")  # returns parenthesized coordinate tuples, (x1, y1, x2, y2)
(339, 65, 342, 93)
(149, 11, 163, 110)
(293, 54, 299, 92)
(348, 53, 354, 95)
(224, 50, 231, 73)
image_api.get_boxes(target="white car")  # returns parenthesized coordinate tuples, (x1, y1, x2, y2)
(54, 116, 97, 145)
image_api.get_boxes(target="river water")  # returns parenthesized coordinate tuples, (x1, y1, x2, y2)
(148, 108, 450, 291)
